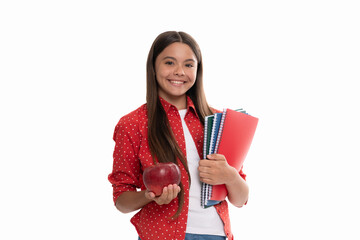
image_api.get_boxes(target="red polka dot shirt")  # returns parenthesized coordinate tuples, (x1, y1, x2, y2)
(108, 96, 246, 240)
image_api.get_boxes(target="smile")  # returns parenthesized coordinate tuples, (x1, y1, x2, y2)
(168, 80, 185, 85)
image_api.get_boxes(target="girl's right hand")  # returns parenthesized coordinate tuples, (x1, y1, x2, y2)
(144, 184, 181, 205)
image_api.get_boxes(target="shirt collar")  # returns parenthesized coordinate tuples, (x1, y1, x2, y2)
(159, 95, 199, 118)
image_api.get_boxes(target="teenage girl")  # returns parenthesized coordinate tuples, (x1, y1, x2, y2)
(108, 31, 249, 240)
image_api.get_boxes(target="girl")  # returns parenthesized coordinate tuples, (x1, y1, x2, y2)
(108, 31, 249, 240)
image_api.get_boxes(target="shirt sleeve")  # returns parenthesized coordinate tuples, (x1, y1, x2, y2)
(108, 114, 142, 205)
(239, 166, 246, 181)
(239, 166, 248, 205)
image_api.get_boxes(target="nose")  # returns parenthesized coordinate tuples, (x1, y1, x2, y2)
(174, 65, 185, 76)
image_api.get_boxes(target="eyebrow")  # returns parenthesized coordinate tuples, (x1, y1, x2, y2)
(162, 56, 196, 62)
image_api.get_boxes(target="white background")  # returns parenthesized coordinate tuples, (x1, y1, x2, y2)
(1, 0, 359, 239)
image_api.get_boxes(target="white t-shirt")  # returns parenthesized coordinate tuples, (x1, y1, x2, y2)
(178, 109, 225, 236)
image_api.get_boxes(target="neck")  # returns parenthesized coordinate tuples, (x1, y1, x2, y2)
(161, 95, 187, 110)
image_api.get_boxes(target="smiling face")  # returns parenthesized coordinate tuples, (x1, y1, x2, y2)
(154, 42, 198, 109)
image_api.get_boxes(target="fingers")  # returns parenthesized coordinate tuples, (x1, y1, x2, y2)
(200, 177, 214, 185)
(199, 168, 214, 184)
(162, 184, 180, 202)
(198, 155, 226, 169)
(149, 184, 181, 205)
(198, 159, 214, 174)
(198, 155, 228, 185)
(206, 154, 226, 161)
(144, 190, 156, 200)
(198, 159, 215, 172)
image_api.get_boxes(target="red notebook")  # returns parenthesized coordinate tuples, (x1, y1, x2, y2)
(210, 108, 259, 202)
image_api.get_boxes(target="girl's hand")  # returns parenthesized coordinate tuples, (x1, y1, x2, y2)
(198, 154, 237, 186)
(144, 184, 181, 205)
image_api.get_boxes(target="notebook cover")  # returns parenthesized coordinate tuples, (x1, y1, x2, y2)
(210, 108, 258, 201)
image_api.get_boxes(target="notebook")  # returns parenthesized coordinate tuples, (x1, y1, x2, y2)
(201, 108, 258, 208)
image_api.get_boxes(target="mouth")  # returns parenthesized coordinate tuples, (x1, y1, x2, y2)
(168, 79, 186, 85)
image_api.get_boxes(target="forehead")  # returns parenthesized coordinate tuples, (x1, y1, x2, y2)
(157, 42, 197, 61)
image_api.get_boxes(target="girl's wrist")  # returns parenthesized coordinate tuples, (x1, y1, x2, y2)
(225, 167, 239, 186)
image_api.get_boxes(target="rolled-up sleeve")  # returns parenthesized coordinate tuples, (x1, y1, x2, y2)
(108, 114, 141, 204)
(239, 166, 247, 205)
(239, 166, 246, 181)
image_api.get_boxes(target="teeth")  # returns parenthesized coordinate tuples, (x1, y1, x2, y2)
(170, 80, 184, 84)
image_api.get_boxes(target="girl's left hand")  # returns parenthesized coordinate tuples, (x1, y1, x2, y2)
(198, 154, 237, 186)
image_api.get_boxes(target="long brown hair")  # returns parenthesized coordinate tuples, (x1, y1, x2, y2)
(146, 31, 213, 219)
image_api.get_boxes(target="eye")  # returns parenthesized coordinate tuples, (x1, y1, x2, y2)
(165, 61, 174, 65)
(185, 63, 194, 68)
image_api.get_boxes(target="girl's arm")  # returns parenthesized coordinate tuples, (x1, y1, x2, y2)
(198, 154, 249, 207)
(116, 190, 151, 213)
(116, 184, 181, 213)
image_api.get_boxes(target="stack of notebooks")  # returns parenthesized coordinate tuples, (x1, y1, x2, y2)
(201, 108, 259, 208)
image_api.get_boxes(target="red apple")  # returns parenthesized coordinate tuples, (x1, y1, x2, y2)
(143, 162, 181, 196)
